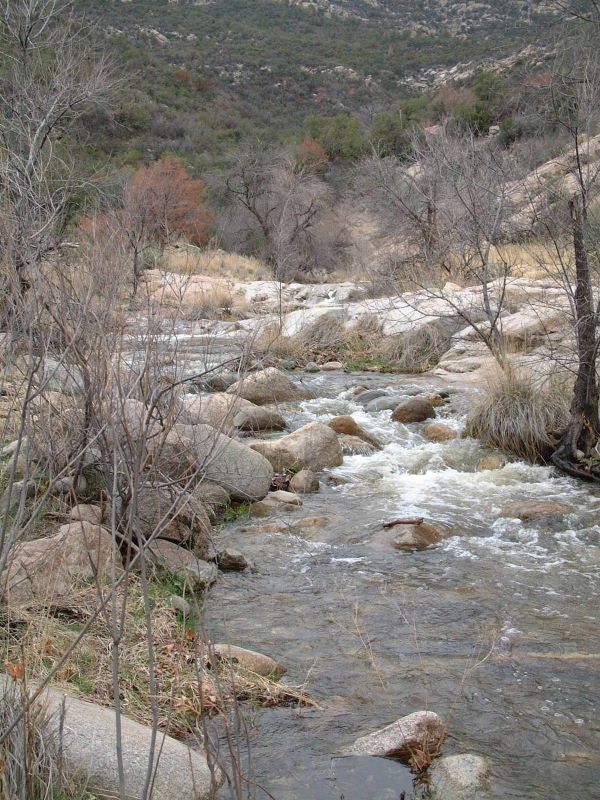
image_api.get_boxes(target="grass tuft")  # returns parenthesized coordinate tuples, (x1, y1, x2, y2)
(466, 369, 570, 462)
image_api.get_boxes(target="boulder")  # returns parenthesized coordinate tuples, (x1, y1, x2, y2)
(251, 489, 303, 515)
(198, 370, 238, 392)
(0, 674, 221, 800)
(167, 594, 192, 616)
(321, 361, 344, 370)
(69, 503, 104, 525)
(176, 423, 273, 501)
(338, 435, 379, 456)
(226, 367, 312, 405)
(500, 500, 570, 521)
(2, 522, 116, 606)
(391, 522, 450, 551)
(190, 480, 231, 517)
(289, 469, 320, 494)
(426, 393, 447, 408)
(345, 710, 446, 768)
(212, 548, 249, 571)
(250, 422, 343, 473)
(391, 397, 436, 424)
(267, 489, 302, 505)
(180, 393, 248, 434)
(305, 362, 320, 373)
(355, 389, 388, 405)
(328, 416, 381, 448)
(211, 644, 286, 677)
(428, 753, 491, 800)
(365, 395, 407, 413)
(424, 423, 457, 443)
(232, 405, 287, 432)
(148, 540, 217, 590)
(131, 487, 212, 559)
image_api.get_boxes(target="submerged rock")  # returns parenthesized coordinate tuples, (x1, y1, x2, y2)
(423, 423, 457, 443)
(345, 710, 446, 768)
(501, 500, 570, 521)
(391, 397, 436, 424)
(476, 454, 506, 471)
(211, 644, 286, 677)
(428, 753, 491, 800)
(392, 522, 450, 551)
(338, 434, 379, 456)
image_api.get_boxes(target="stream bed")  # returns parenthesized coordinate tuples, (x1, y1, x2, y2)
(201, 369, 599, 800)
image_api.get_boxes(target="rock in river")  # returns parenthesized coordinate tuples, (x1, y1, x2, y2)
(250, 422, 343, 473)
(227, 367, 312, 405)
(391, 397, 436, 424)
(428, 753, 491, 800)
(345, 710, 446, 768)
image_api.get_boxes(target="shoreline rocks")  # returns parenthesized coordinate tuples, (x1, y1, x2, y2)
(345, 710, 446, 769)
(391, 397, 436, 424)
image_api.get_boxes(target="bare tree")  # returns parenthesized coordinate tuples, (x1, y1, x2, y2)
(225, 147, 331, 281)
(356, 128, 520, 366)
(0, 0, 116, 319)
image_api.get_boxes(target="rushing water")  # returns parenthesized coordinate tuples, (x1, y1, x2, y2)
(199, 368, 600, 800)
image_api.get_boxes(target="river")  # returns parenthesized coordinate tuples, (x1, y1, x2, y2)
(198, 367, 600, 800)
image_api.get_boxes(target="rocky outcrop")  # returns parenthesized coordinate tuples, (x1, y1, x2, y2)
(249, 422, 343, 472)
(1, 522, 116, 606)
(391, 397, 436, 424)
(345, 710, 446, 768)
(227, 367, 312, 405)
(0, 674, 221, 800)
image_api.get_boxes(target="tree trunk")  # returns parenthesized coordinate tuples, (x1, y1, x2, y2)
(552, 197, 600, 479)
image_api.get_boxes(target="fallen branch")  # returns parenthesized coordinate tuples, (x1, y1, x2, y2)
(382, 518, 424, 529)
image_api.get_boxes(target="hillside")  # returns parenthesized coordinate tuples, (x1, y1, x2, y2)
(75, 0, 558, 166)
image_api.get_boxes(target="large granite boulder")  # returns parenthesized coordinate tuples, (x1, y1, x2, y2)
(249, 422, 343, 472)
(226, 367, 312, 405)
(176, 423, 273, 501)
(1, 522, 116, 606)
(0, 675, 221, 800)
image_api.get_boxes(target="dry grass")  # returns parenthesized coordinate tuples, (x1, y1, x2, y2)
(466, 368, 570, 462)
(0, 579, 313, 742)
(162, 247, 266, 281)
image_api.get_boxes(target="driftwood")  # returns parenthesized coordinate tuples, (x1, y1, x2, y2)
(382, 518, 424, 529)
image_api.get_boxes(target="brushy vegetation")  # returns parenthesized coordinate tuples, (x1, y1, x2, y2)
(466, 370, 571, 462)
(0, 579, 313, 742)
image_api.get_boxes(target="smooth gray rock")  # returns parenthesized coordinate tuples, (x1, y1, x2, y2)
(226, 367, 312, 405)
(176, 423, 273, 501)
(356, 389, 388, 405)
(0, 674, 221, 800)
(428, 753, 491, 800)
(232, 405, 287, 432)
(365, 395, 408, 412)
(250, 422, 343, 473)
(345, 710, 446, 764)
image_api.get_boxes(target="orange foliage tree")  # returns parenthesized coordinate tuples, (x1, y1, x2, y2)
(297, 135, 329, 171)
(84, 156, 213, 294)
